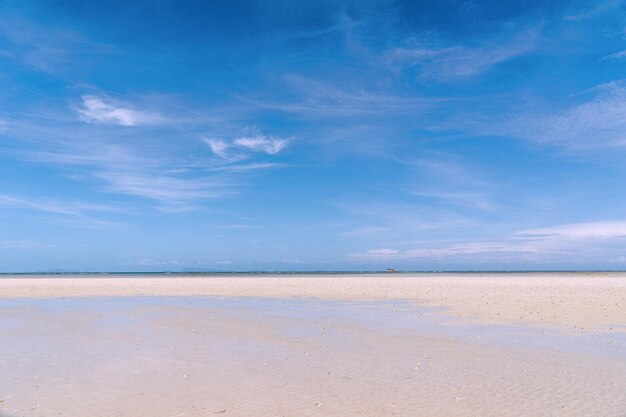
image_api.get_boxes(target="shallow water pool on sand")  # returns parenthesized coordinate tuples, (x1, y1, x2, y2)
(1, 296, 625, 416)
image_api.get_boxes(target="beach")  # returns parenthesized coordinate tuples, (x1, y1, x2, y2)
(5, 0, 626, 415)
(1, 272, 625, 330)
(1, 273, 625, 416)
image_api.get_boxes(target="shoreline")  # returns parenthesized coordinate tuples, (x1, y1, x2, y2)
(1, 272, 625, 331)
(2, 270, 626, 276)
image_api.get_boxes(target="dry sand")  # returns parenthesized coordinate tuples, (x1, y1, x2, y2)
(1, 273, 625, 417)
(1, 272, 625, 330)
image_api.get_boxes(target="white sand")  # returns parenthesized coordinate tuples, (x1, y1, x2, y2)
(0, 273, 625, 416)
(1, 272, 625, 330)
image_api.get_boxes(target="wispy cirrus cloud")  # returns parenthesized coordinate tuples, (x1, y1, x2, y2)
(354, 220, 626, 262)
(515, 221, 626, 239)
(74, 95, 163, 126)
(337, 199, 475, 242)
(0, 14, 110, 74)
(29, 140, 231, 211)
(0, 194, 119, 216)
(407, 154, 498, 211)
(0, 193, 121, 228)
(209, 162, 283, 172)
(241, 75, 442, 118)
(602, 49, 626, 60)
(564, 0, 624, 21)
(356, 242, 535, 260)
(500, 80, 626, 150)
(412, 190, 496, 211)
(204, 139, 231, 159)
(11, 101, 288, 210)
(0, 240, 48, 249)
(93, 170, 230, 211)
(387, 29, 538, 81)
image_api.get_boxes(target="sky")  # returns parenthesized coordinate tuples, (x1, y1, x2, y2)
(2, 0, 626, 272)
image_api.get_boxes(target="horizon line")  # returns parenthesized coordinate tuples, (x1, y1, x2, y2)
(2, 270, 626, 275)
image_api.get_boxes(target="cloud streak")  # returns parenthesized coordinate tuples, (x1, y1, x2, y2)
(0, 14, 111, 74)
(516, 221, 626, 239)
(75, 95, 162, 126)
(483, 81, 626, 151)
(408, 154, 498, 211)
(204, 134, 289, 161)
(0, 193, 121, 228)
(602, 49, 626, 60)
(354, 220, 626, 262)
(233, 136, 288, 154)
(94, 170, 230, 210)
(8, 98, 290, 210)
(29, 141, 232, 211)
(564, 0, 624, 21)
(0, 240, 48, 249)
(387, 29, 538, 81)
(241, 75, 443, 118)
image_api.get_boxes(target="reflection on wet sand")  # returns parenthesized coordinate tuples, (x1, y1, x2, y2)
(1, 296, 625, 417)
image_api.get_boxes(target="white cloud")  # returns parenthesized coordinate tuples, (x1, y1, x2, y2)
(204, 139, 231, 158)
(387, 29, 538, 81)
(94, 171, 229, 210)
(0, 194, 118, 216)
(366, 248, 399, 255)
(407, 154, 497, 211)
(209, 162, 282, 172)
(516, 221, 626, 239)
(602, 49, 626, 60)
(204, 134, 289, 161)
(26, 135, 231, 210)
(356, 242, 535, 260)
(336, 199, 475, 244)
(353, 220, 626, 262)
(340, 226, 390, 237)
(414, 191, 495, 211)
(564, 0, 623, 21)
(0, 240, 47, 249)
(118, 259, 180, 266)
(0, 193, 120, 228)
(233, 135, 288, 154)
(75, 95, 161, 126)
(244, 75, 441, 118)
(281, 259, 327, 264)
(0, 14, 112, 75)
(490, 81, 626, 150)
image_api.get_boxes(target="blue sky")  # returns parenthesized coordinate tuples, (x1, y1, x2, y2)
(2, 0, 626, 272)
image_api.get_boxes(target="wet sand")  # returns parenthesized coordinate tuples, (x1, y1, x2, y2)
(0, 273, 625, 416)
(1, 272, 625, 330)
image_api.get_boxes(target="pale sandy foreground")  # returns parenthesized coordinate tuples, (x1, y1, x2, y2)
(0, 273, 625, 416)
